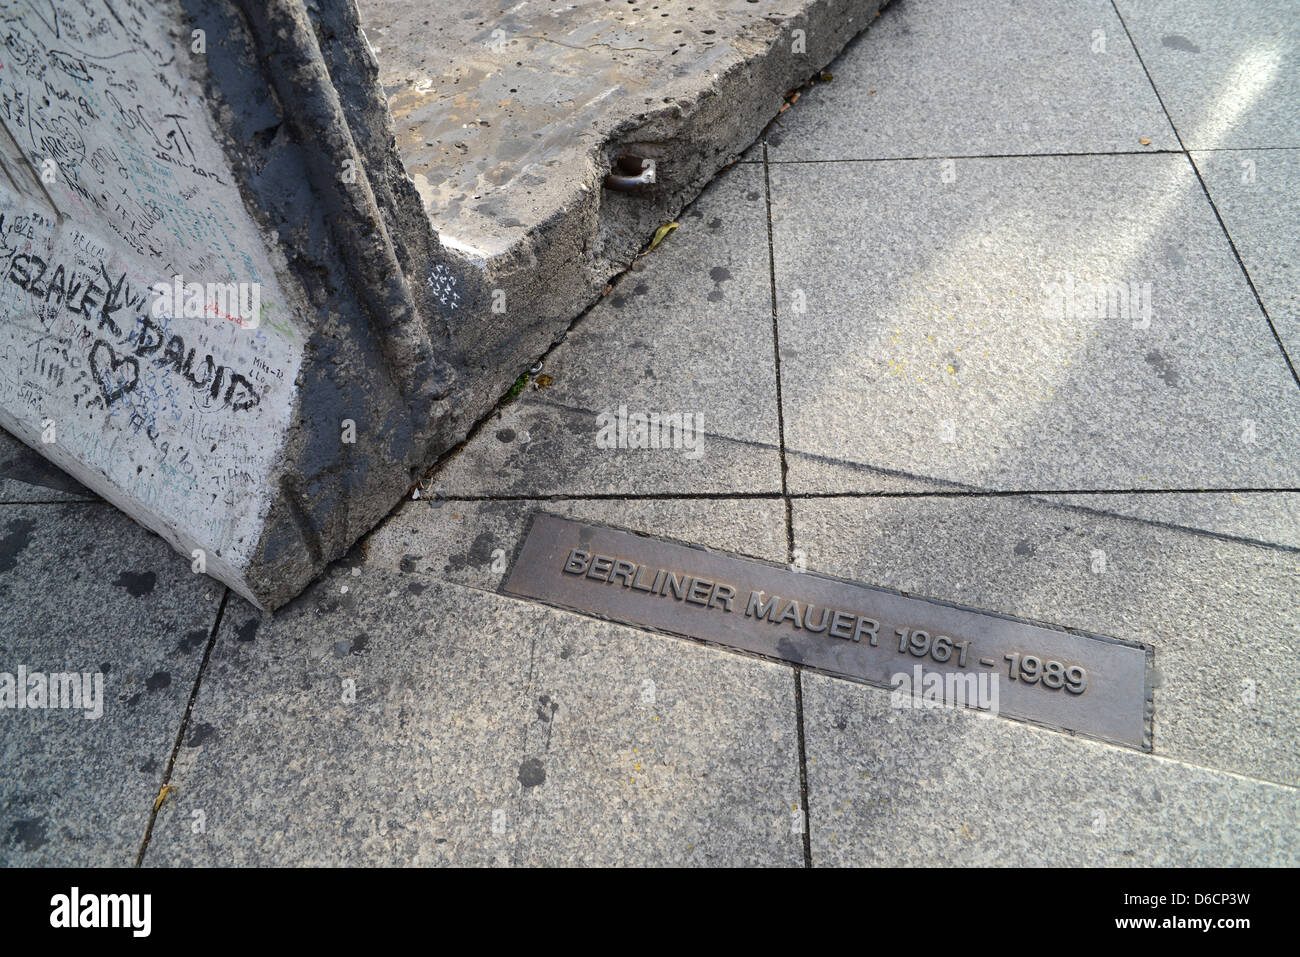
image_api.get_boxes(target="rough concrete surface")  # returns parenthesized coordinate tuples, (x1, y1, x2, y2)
(361, 0, 886, 408)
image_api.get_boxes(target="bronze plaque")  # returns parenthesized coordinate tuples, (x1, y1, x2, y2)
(503, 513, 1154, 750)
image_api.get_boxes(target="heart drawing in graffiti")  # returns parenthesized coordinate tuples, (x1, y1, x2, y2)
(89, 339, 140, 406)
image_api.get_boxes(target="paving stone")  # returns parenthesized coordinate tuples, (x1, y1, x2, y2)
(791, 496, 1300, 787)
(1114, 0, 1300, 150)
(0, 429, 95, 504)
(1191, 148, 1300, 360)
(768, 0, 1177, 161)
(364, 497, 789, 592)
(769, 154, 1300, 495)
(0, 503, 220, 865)
(436, 165, 783, 496)
(740, 139, 766, 164)
(803, 672, 1300, 866)
(144, 576, 802, 866)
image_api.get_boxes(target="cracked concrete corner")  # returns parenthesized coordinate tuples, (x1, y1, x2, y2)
(357, 0, 890, 423)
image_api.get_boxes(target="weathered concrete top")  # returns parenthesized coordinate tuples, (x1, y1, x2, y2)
(362, 0, 834, 261)
(359, 0, 881, 434)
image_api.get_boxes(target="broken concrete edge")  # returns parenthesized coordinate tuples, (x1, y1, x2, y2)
(233, 0, 890, 612)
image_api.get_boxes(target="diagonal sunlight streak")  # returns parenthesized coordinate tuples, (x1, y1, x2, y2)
(1185, 44, 1281, 150)
(777, 38, 1291, 495)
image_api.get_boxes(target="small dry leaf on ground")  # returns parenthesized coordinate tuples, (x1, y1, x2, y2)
(646, 222, 679, 253)
(153, 785, 172, 813)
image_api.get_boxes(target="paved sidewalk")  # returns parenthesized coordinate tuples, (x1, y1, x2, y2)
(3, 0, 1298, 866)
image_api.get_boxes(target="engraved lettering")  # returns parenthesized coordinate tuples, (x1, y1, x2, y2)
(563, 548, 590, 575)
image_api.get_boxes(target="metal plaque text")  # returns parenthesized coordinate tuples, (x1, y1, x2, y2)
(503, 513, 1153, 749)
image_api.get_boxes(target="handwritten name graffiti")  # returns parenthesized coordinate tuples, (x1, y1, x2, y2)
(7, 250, 127, 332)
(3, 238, 263, 414)
(132, 318, 260, 411)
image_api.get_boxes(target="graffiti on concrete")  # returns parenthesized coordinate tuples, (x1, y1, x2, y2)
(0, 0, 303, 563)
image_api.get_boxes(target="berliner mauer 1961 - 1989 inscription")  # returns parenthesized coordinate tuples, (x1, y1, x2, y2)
(504, 513, 1154, 750)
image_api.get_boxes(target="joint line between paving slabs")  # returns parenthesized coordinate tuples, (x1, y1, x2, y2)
(761, 139, 794, 550)
(1108, 0, 1300, 391)
(134, 587, 230, 867)
(439, 486, 1300, 502)
(413, 157, 776, 504)
(435, 489, 1300, 557)
(764, 148, 1185, 165)
(792, 665, 813, 867)
(764, 138, 812, 867)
